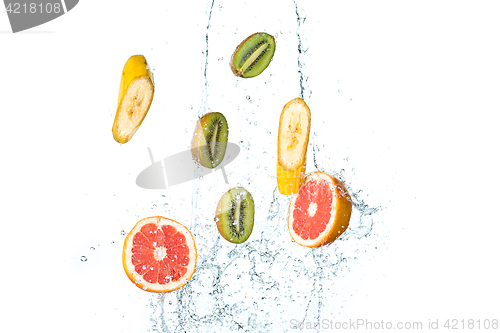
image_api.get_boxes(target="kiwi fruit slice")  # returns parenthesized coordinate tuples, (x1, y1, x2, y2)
(215, 187, 255, 244)
(191, 112, 229, 168)
(230, 32, 276, 78)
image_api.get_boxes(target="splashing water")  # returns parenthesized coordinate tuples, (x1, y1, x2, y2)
(199, 0, 216, 118)
(292, 0, 323, 176)
(294, 0, 311, 103)
(144, 0, 383, 331)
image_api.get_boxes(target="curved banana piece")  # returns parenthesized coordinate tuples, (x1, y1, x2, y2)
(112, 55, 154, 143)
(277, 97, 311, 195)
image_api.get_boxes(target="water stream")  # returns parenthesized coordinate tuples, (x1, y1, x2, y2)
(75, 0, 383, 331)
(143, 1, 382, 332)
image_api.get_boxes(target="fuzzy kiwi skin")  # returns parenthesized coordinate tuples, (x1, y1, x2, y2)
(215, 187, 255, 244)
(230, 32, 276, 78)
(191, 112, 228, 168)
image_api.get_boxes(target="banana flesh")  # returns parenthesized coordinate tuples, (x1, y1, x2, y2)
(112, 55, 154, 143)
(277, 97, 311, 195)
(278, 98, 311, 170)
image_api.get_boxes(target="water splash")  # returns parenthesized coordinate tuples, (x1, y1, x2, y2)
(293, 0, 322, 175)
(294, 0, 311, 103)
(199, 0, 216, 117)
(190, 0, 216, 236)
(144, 1, 382, 331)
(146, 184, 380, 332)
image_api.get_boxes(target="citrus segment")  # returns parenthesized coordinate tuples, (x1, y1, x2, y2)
(123, 216, 197, 292)
(288, 171, 352, 247)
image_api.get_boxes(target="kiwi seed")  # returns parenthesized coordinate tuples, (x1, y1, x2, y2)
(230, 32, 276, 78)
(215, 187, 255, 244)
(191, 112, 229, 168)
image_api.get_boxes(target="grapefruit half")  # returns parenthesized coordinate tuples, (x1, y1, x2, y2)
(122, 216, 197, 292)
(288, 171, 352, 247)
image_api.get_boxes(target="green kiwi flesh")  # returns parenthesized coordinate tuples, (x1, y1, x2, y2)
(231, 32, 276, 78)
(219, 187, 255, 243)
(197, 112, 229, 168)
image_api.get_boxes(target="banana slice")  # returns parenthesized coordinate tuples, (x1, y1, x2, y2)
(277, 98, 311, 171)
(112, 55, 155, 143)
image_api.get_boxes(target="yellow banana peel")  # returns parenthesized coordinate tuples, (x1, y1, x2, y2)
(277, 161, 306, 195)
(112, 55, 154, 143)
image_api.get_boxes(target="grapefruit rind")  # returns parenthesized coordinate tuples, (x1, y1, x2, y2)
(288, 172, 352, 248)
(122, 216, 197, 293)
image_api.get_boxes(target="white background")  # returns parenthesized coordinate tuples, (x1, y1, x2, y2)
(1, 0, 499, 332)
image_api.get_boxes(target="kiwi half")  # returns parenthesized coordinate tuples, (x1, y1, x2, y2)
(191, 112, 229, 168)
(215, 187, 255, 244)
(230, 32, 276, 78)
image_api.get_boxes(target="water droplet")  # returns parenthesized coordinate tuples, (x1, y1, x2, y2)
(246, 95, 251, 100)
(153, 242, 157, 246)
(254, 121, 257, 126)
(143, 265, 147, 270)
(121, 230, 127, 236)
(90, 247, 95, 251)
(214, 216, 219, 223)
(143, 286, 148, 290)
(80, 256, 87, 262)
(267, 130, 271, 135)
